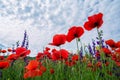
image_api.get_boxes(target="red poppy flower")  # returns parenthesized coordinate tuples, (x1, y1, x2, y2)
(43, 51, 51, 59)
(7, 54, 18, 61)
(0, 56, 4, 60)
(111, 54, 117, 61)
(49, 34, 66, 46)
(26, 60, 39, 70)
(105, 39, 116, 48)
(15, 47, 30, 57)
(52, 49, 69, 61)
(52, 48, 57, 52)
(115, 41, 120, 48)
(65, 61, 76, 66)
(66, 26, 84, 42)
(24, 69, 43, 79)
(84, 13, 103, 31)
(45, 47, 50, 51)
(7, 48, 12, 52)
(50, 68, 54, 74)
(1, 49, 7, 53)
(39, 66, 46, 73)
(60, 49, 69, 60)
(36, 52, 44, 60)
(72, 54, 79, 61)
(0, 61, 9, 69)
(52, 50, 60, 61)
(102, 48, 111, 56)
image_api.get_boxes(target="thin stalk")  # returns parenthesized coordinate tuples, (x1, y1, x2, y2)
(76, 38, 79, 54)
(59, 46, 63, 79)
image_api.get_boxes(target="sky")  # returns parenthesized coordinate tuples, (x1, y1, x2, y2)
(0, 0, 120, 57)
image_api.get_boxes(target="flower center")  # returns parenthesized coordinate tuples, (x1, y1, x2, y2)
(74, 34, 78, 37)
(94, 22, 99, 27)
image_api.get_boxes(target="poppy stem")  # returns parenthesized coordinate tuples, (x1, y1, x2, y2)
(76, 38, 79, 54)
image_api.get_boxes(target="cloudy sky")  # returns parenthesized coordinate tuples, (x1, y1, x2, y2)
(0, 0, 120, 56)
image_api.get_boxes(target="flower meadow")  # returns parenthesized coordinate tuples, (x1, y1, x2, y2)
(0, 13, 120, 80)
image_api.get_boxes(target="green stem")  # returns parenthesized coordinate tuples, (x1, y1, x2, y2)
(76, 38, 79, 54)
(59, 46, 63, 79)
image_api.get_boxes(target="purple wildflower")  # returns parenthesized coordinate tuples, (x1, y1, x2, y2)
(79, 47, 83, 60)
(88, 44, 94, 56)
(25, 36, 29, 49)
(21, 30, 27, 47)
(92, 39, 96, 55)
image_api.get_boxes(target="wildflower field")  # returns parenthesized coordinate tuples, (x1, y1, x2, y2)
(0, 13, 120, 80)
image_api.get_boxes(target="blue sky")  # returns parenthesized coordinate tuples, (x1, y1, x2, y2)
(0, 0, 120, 56)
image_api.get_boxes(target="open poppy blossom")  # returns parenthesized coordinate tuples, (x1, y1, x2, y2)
(49, 34, 66, 46)
(0, 56, 4, 60)
(52, 50, 60, 61)
(0, 61, 9, 69)
(105, 39, 116, 48)
(72, 54, 79, 61)
(66, 26, 84, 42)
(52, 49, 69, 61)
(1, 49, 7, 53)
(15, 47, 31, 57)
(60, 49, 69, 60)
(102, 48, 112, 56)
(26, 60, 39, 70)
(24, 69, 43, 79)
(7, 54, 18, 61)
(84, 13, 103, 31)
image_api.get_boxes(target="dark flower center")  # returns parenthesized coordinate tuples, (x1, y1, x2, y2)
(74, 34, 78, 37)
(94, 22, 99, 27)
